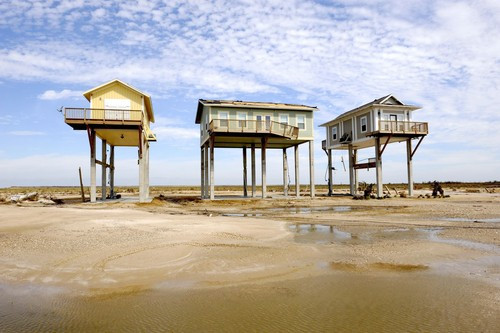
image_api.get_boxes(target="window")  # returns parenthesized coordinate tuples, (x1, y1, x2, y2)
(219, 112, 228, 127)
(205, 114, 209, 130)
(297, 115, 305, 130)
(360, 116, 367, 133)
(332, 127, 337, 141)
(279, 114, 289, 129)
(237, 112, 247, 128)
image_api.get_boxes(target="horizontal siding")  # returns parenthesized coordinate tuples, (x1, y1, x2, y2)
(356, 112, 372, 139)
(90, 82, 145, 123)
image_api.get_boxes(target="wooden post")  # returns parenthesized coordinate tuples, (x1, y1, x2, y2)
(90, 130, 96, 202)
(145, 142, 150, 199)
(201, 146, 205, 199)
(327, 149, 333, 196)
(243, 147, 248, 197)
(283, 148, 288, 196)
(261, 137, 267, 199)
(79, 167, 85, 202)
(110, 145, 115, 198)
(407, 138, 414, 197)
(101, 139, 107, 201)
(309, 140, 315, 198)
(251, 143, 256, 198)
(295, 144, 300, 197)
(210, 136, 215, 200)
(348, 144, 355, 195)
(375, 137, 383, 198)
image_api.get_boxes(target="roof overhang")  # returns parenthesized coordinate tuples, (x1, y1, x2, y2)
(195, 99, 317, 124)
(83, 79, 155, 123)
(320, 95, 421, 127)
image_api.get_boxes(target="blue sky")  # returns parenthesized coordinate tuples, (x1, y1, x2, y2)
(0, 0, 499, 187)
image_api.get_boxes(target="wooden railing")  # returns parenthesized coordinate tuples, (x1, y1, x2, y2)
(64, 108, 143, 122)
(378, 120, 428, 134)
(209, 119, 299, 139)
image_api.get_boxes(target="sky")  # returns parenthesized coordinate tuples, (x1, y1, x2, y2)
(0, 0, 499, 188)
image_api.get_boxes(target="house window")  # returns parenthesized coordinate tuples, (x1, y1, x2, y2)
(297, 115, 305, 130)
(279, 114, 289, 129)
(237, 113, 247, 128)
(360, 116, 367, 133)
(219, 112, 228, 127)
(332, 127, 337, 141)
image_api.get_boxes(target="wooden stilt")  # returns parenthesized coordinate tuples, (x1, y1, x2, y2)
(375, 137, 383, 198)
(110, 145, 115, 198)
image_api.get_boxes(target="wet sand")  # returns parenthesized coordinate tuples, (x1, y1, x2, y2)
(0, 190, 499, 331)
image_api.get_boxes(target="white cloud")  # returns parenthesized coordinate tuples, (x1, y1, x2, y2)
(38, 89, 83, 100)
(9, 131, 46, 136)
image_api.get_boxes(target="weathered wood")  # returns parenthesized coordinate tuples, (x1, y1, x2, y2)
(79, 167, 85, 202)
(243, 147, 248, 197)
(309, 140, 315, 198)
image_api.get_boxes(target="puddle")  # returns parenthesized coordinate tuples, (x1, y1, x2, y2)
(438, 217, 500, 223)
(222, 205, 369, 217)
(288, 224, 500, 253)
(222, 213, 263, 217)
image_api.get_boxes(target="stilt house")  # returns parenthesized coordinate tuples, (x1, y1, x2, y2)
(320, 95, 428, 197)
(196, 100, 317, 199)
(64, 79, 156, 202)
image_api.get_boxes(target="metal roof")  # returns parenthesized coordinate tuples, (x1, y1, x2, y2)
(195, 99, 317, 124)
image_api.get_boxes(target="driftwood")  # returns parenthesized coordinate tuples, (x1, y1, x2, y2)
(10, 192, 39, 203)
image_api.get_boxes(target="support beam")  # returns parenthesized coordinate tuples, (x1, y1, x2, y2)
(243, 147, 248, 197)
(200, 146, 205, 199)
(101, 139, 107, 201)
(251, 143, 256, 198)
(261, 137, 267, 199)
(348, 144, 355, 195)
(210, 136, 215, 200)
(379, 135, 392, 157)
(327, 149, 333, 196)
(375, 137, 383, 198)
(145, 142, 150, 199)
(295, 144, 300, 197)
(90, 130, 96, 202)
(309, 140, 315, 198)
(204, 142, 209, 199)
(110, 145, 115, 198)
(283, 148, 288, 196)
(353, 149, 358, 195)
(411, 136, 425, 158)
(139, 133, 146, 202)
(407, 139, 414, 197)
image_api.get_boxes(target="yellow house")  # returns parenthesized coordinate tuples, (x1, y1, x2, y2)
(64, 79, 156, 202)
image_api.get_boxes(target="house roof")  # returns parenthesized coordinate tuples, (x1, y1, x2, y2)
(319, 94, 420, 127)
(195, 99, 317, 124)
(83, 79, 155, 123)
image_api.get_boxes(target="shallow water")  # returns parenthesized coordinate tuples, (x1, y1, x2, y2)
(438, 217, 500, 223)
(1, 272, 498, 332)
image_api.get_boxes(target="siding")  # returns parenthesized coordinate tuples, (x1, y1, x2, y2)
(342, 119, 353, 138)
(90, 82, 144, 122)
(356, 112, 372, 139)
(208, 107, 314, 139)
(329, 124, 340, 146)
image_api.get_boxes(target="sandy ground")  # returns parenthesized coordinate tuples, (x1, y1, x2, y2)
(0, 189, 499, 296)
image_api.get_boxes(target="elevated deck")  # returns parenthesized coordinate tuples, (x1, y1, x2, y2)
(368, 120, 428, 137)
(209, 119, 299, 140)
(64, 107, 144, 130)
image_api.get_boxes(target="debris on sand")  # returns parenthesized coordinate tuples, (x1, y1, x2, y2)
(10, 192, 39, 203)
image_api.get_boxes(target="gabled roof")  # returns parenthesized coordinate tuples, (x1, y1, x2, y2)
(195, 99, 317, 124)
(319, 94, 420, 127)
(83, 79, 155, 123)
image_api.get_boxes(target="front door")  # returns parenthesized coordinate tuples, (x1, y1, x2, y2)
(256, 115, 271, 131)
